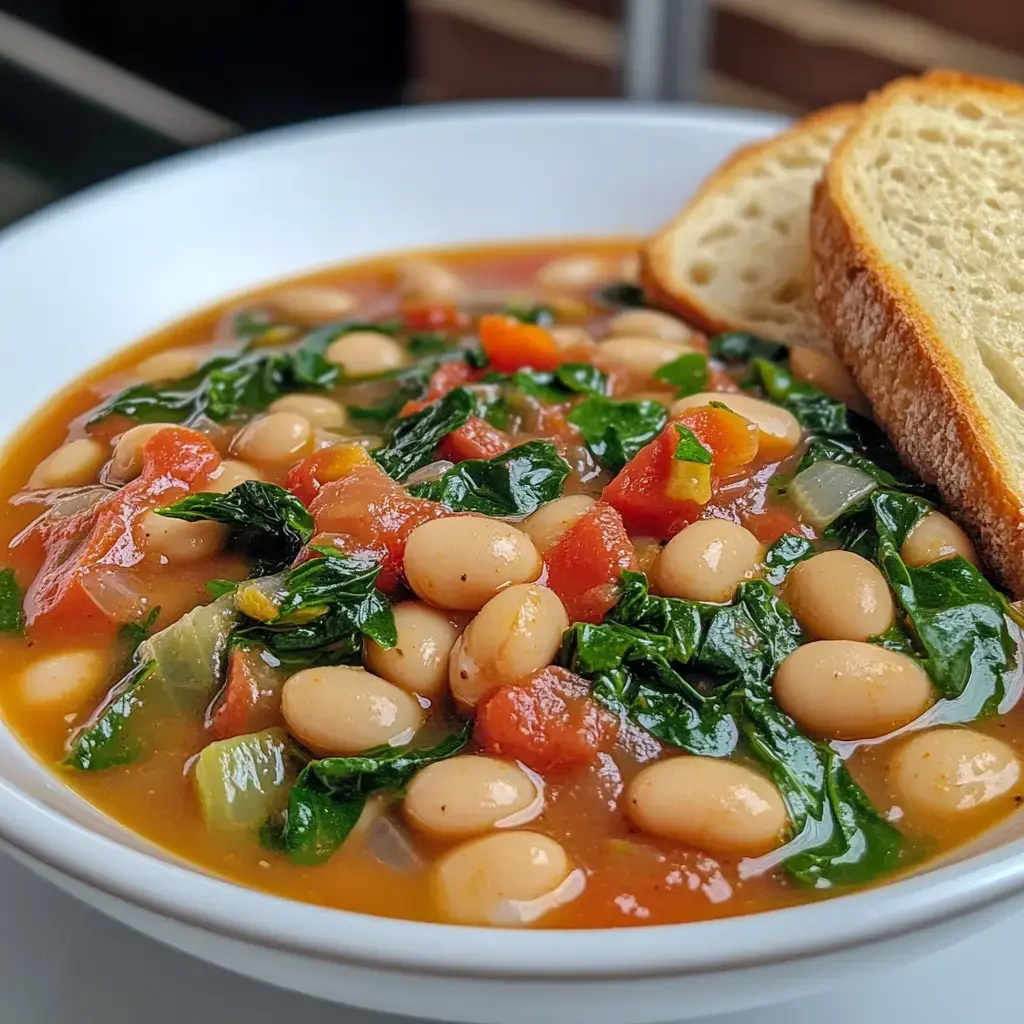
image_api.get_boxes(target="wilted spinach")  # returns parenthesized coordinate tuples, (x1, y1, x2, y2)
(567, 396, 667, 473)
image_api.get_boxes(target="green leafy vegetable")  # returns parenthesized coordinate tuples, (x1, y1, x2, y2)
(504, 364, 609, 403)
(264, 723, 472, 864)
(598, 282, 645, 307)
(763, 534, 814, 585)
(158, 481, 314, 576)
(708, 331, 786, 364)
(407, 332, 450, 357)
(502, 304, 555, 326)
(118, 606, 161, 659)
(372, 387, 474, 481)
(567, 395, 667, 473)
(66, 661, 154, 770)
(409, 440, 568, 516)
(654, 353, 709, 396)
(751, 359, 848, 436)
(0, 568, 24, 634)
(672, 424, 712, 465)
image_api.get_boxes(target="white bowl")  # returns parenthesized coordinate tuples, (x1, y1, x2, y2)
(1, 103, 1023, 1024)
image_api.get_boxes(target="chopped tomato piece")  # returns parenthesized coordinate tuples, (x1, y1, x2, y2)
(438, 417, 510, 462)
(309, 465, 448, 591)
(287, 444, 376, 507)
(207, 647, 284, 740)
(21, 427, 221, 634)
(402, 304, 468, 331)
(479, 314, 561, 372)
(743, 505, 802, 545)
(603, 408, 760, 539)
(475, 666, 617, 775)
(398, 360, 476, 417)
(546, 501, 637, 623)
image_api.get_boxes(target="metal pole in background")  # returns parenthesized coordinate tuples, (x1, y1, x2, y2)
(623, 0, 711, 102)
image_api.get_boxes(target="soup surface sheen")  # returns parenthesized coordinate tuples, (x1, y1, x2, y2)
(1, 240, 1022, 929)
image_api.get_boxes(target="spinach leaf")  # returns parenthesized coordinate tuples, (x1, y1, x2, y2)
(673, 424, 712, 465)
(507, 364, 609, 402)
(264, 722, 472, 864)
(0, 568, 23, 634)
(118, 606, 161, 658)
(158, 482, 314, 576)
(372, 387, 474, 481)
(763, 534, 814, 585)
(654, 353, 709, 397)
(233, 550, 396, 657)
(409, 440, 568, 516)
(708, 331, 787, 364)
(66, 661, 154, 770)
(608, 570, 705, 662)
(567, 396, 667, 473)
(407, 332, 450, 357)
(751, 359, 848, 436)
(502, 304, 555, 326)
(597, 282, 645, 307)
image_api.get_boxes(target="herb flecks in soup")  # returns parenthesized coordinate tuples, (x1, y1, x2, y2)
(0, 242, 1021, 928)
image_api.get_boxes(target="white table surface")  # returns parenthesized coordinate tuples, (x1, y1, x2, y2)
(4, 846, 1011, 1024)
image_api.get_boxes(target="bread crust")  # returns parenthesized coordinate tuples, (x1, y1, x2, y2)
(641, 103, 859, 342)
(812, 71, 1024, 596)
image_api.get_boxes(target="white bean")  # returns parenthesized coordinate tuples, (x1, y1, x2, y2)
(269, 394, 347, 430)
(325, 331, 409, 378)
(363, 601, 464, 700)
(597, 336, 690, 378)
(29, 439, 109, 489)
(626, 757, 788, 855)
(431, 831, 581, 926)
(404, 756, 541, 839)
(268, 285, 357, 322)
(397, 260, 465, 304)
(449, 584, 568, 710)
(139, 511, 225, 563)
(535, 254, 608, 290)
(788, 346, 870, 415)
(654, 519, 762, 603)
(404, 517, 541, 611)
(901, 511, 979, 568)
(202, 459, 264, 493)
(20, 649, 110, 708)
(109, 423, 175, 482)
(135, 347, 203, 383)
(607, 309, 694, 343)
(519, 495, 594, 552)
(891, 728, 1021, 815)
(281, 665, 424, 756)
(774, 640, 933, 740)
(783, 550, 894, 641)
(232, 412, 312, 465)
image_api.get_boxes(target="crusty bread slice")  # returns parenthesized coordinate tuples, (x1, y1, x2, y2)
(642, 104, 858, 350)
(813, 71, 1024, 595)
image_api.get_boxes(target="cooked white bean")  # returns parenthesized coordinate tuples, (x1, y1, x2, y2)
(626, 757, 788, 855)
(268, 285, 357, 322)
(672, 392, 802, 458)
(139, 511, 225, 563)
(232, 412, 312, 464)
(774, 641, 932, 740)
(788, 346, 870, 415)
(597, 336, 690, 378)
(202, 458, 264, 493)
(109, 423, 174, 482)
(404, 517, 541, 611)
(519, 495, 594, 552)
(548, 325, 594, 350)
(654, 519, 762, 603)
(901, 511, 979, 568)
(431, 831, 581, 926)
(363, 601, 463, 700)
(891, 728, 1021, 815)
(449, 584, 568, 709)
(535, 254, 608, 290)
(607, 309, 694, 343)
(783, 550, 894, 641)
(397, 259, 465, 304)
(135, 347, 203, 383)
(404, 756, 541, 840)
(269, 394, 347, 430)
(325, 330, 409, 378)
(281, 665, 424, 756)
(29, 439, 109, 489)
(20, 649, 110, 708)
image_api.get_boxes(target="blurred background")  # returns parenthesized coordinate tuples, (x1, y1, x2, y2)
(0, 0, 1018, 227)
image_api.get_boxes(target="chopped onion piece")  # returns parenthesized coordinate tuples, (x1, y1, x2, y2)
(789, 461, 877, 530)
(405, 460, 455, 487)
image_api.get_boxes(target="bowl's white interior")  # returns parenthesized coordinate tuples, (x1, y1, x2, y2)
(1, 102, 1023, 977)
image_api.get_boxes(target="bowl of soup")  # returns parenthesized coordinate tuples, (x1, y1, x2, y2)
(1, 103, 1024, 1024)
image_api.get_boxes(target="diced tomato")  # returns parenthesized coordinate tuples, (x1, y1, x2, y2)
(207, 647, 284, 740)
(309, 464, 449, 591)
(479, 314, 561, 372)
(438, 417, 510, 462)
(743, 505, 802, 545)
(402, 304, 468, 331)
(20, 427, 221, 634)
(546, 501, 637, 623)
(398, 361, 476, 417)
(287, 444, 376, 507)
(603, 407, 760, 539)
(475, 666, 617, 775)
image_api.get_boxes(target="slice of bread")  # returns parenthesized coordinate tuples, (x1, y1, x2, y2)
(642, 104, 858, 351)
(813, 71, 1024, 595)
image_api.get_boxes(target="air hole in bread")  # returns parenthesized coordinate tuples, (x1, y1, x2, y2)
(926, 234, 945, 251)
(891, 168, 907, 183)
(874, 151, 891, 169)
(689, 261, 715, 286)
(740, 267, 761, 285)
(772, 280, 803, 304)
(698, 223, 737, 245)
(985, 197, 1004, 211)
(917, 127, 946, 144)
(970, 284, 994, 301)
(956, 100, 985, 121)
(741, 201, 763, 220)
(744, 304, 791, 325)
(886, 126, 903, 140)
(1008, 279, 1024, 295)
(771, 217, 792, 236)
(954, 135, 972, 148)
(779, 151, 819, 171)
